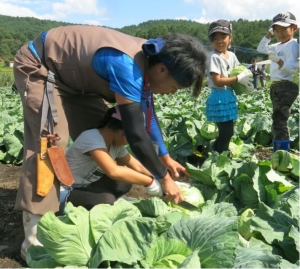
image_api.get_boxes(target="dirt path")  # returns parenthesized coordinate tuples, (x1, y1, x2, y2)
(0, 163, 26, 268)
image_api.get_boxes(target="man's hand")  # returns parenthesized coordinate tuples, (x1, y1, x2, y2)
(145, 179, 163, 196)
(268, 51, 281, 63)
(160, 176, 184, 204)
(160, 154, 190, 178)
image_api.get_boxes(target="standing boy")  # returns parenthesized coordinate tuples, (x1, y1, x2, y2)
(257, 11, 299, 151)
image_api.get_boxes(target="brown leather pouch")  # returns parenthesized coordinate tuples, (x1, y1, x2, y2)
(47, 146, 74, 186)
(36, 137, 55, 196)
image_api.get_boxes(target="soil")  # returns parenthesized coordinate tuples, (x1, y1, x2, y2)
(0, 147, 273, 268)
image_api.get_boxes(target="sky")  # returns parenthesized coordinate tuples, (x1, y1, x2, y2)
(0, 0, 298, 29)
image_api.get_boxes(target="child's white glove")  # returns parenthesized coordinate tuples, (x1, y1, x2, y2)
(268, 51, 280, 63)
(237, 70, 254, 89)
(268, 27, 274, 35)
(145, 179, 163, 196)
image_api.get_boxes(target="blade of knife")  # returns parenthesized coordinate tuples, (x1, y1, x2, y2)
(176, 200, 198, 211)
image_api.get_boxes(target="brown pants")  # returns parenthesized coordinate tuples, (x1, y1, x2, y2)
(14, 44, 109, 214)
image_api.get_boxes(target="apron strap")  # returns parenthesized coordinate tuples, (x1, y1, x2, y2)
(40, 70, 59, 135)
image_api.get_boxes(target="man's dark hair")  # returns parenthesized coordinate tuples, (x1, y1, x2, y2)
(157, 33, 207, 98)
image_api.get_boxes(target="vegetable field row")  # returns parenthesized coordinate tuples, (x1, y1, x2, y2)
(1, 85, 299, 268)
(1, 86, 299, 164)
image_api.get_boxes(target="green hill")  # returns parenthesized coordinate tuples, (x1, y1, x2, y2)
(0, 15, 298, 63)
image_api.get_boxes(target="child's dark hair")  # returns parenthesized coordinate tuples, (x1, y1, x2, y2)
(97, 106, 123, 131)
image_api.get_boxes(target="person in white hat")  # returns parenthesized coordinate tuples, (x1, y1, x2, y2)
(257, 11, 299, 152)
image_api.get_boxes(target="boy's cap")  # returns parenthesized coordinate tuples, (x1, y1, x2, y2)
(208, 20, 232, 36)
(272, 12, 297, 27)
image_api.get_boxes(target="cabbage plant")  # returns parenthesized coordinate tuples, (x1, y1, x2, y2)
(200, 121, 219, 140)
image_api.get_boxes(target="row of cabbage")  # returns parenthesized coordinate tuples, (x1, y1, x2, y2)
(0, 86, 299, 164)
(0, 86, 24, 163)
(156, 87, 299, 163)
(27, 151, 299, 267)
(2, 85, 299, 268)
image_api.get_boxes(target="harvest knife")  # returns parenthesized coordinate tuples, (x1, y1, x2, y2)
(175, 200, 198, 211)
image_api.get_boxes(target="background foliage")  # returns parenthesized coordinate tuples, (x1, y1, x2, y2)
(1, 14, 299, 64)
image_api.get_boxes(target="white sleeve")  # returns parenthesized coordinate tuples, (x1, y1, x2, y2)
(209, 54, 222, 74)
(257, 36, 274, 54)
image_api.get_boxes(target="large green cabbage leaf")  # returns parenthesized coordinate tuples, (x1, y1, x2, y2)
(140, 236, 193, 268)
(88, 199, 158, 267)
(179, 250, 201, 269)
(167, 216, 239, 268)
(31, 199, 157, 268)
(234, 245, 282, 268)
(238, 208, 255, 240)
(277, 186, 299, 220)
(200, 201, 238, 218)
(250, 202, 298, 245)
(26, 245, 62, 268)
(232, 173, 259, 208)
(36, 204, 94, 266)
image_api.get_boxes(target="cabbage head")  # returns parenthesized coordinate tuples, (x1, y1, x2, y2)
(254, 130, 272, 146)
(200, 122, 219, 140)
(177, 182, 205, 207)
(229, 142, 242, 158)
(170, 182, 204, 216)
(229, 65, 254, 95)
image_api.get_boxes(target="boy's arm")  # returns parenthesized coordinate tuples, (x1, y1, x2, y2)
(116, 153, 153, 177)
(257, 28, 273, 54)
(269, 44, 299, 74)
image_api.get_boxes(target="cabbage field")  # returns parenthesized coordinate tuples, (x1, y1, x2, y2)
(1, 85, 299, 268)
(1, 86, 299, 164)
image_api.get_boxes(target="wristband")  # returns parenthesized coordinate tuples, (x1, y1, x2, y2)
(235, 76, 238, 83)
(145, 177, 154, 187)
